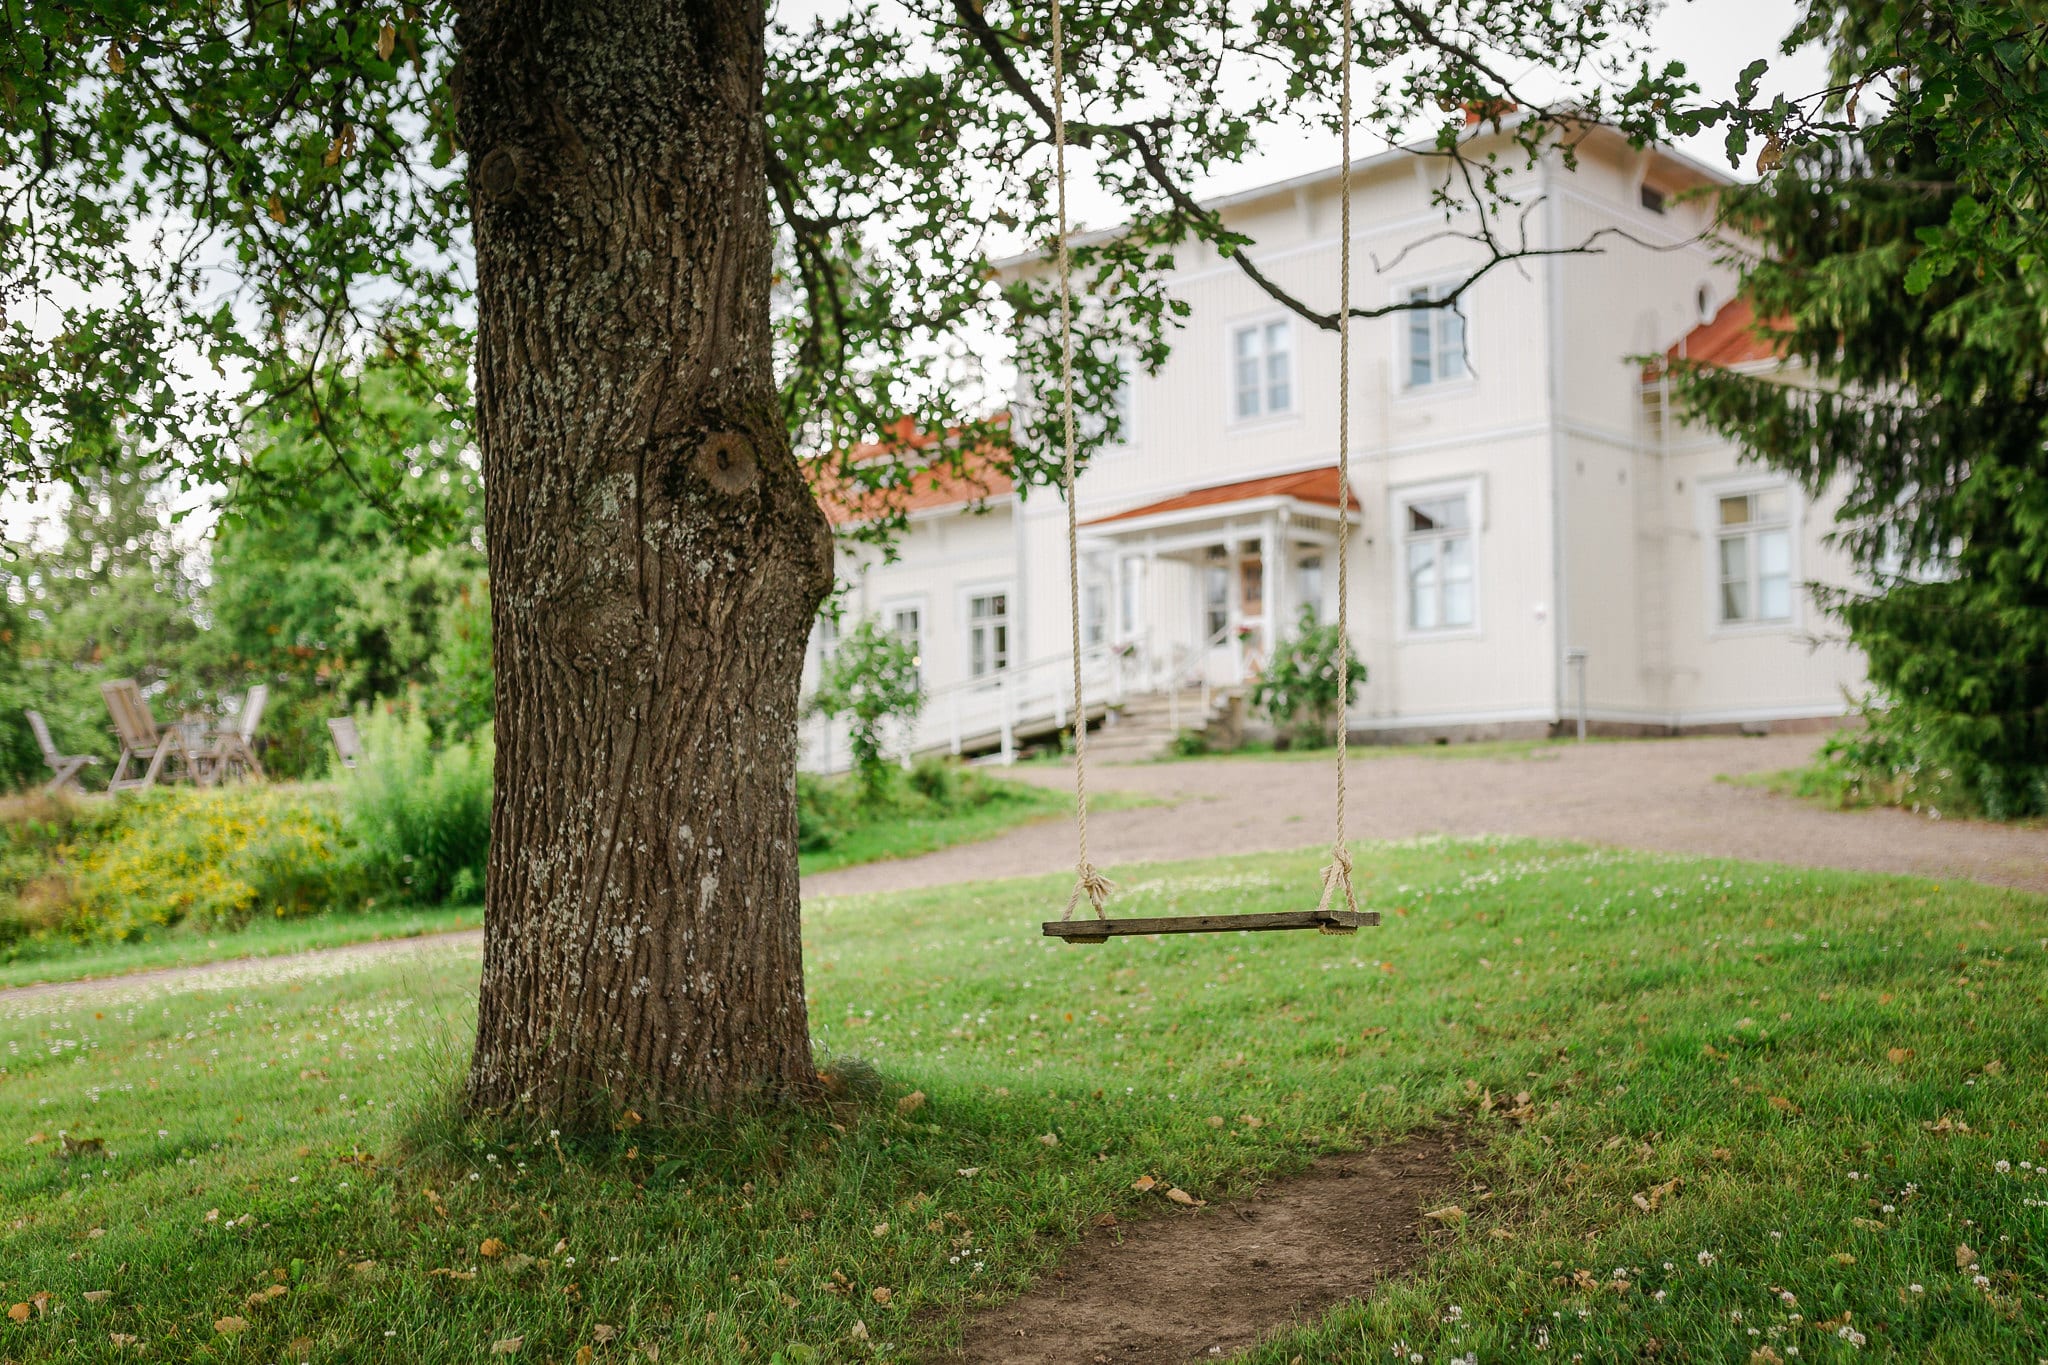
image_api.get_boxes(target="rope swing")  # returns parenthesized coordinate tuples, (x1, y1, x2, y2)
(1043, 0, 1377, 945)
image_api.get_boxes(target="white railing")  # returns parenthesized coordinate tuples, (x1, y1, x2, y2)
(800, 642, 1134, 773)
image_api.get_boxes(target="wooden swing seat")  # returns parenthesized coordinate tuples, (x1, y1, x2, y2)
(1044, 908, 1379, 943)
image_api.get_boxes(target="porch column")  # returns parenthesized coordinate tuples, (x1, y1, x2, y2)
(1259, 514, 1279, 662)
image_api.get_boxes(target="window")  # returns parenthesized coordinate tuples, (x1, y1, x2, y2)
(1081, 582, 1108, 649)
(1202, 564, 1230, 639)
(1404, 283, 1468, 388)
(966, 591, 1010, 677)
(1715, 488, 1793, 624)
(887, 603, 923, 683)
(1080, 352, 1135, 448)
(1639, 183, 1666, 214)
(1297, 554, 1324, 623)
(1231, 319, 1293, 419)
(813, 611, 840, 662)
(1403, 493, 1475, 631)
(1119, 557, 1143, 636)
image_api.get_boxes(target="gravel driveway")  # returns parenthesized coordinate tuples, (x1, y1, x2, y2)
(804, 733, 2048, 899)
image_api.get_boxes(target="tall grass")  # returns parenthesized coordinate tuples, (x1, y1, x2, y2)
(342, 709, 492, 905)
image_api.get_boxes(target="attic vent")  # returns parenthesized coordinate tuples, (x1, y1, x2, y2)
(1639, 184, 1666, 214)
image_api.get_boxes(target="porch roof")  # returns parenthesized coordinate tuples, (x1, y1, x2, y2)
(1082, 465, 1359, 529)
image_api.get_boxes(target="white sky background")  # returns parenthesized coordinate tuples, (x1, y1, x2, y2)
(6, 0, 1826, 551)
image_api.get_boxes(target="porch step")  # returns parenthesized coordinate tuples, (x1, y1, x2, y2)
(1086, 688, 1234, 763)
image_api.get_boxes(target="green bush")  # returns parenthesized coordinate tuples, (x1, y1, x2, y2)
(342, 708, 493, 904)
(57, 787, 362, 941)
(1249, 607, 1367, 749)
(810, 619, 924, 805)
(1168, 728, 1211, 758)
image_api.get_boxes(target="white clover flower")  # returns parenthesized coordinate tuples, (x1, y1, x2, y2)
(1697, 1250, 1716, 1266)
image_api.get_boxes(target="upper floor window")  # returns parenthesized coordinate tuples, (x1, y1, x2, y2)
(1404, 283, 1468, 388)
(1715, 487, 1793, 625)
(1402, 491, 1475, 632)
(1231, 319, 1293, 420)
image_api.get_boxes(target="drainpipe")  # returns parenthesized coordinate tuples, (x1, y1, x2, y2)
(1542, 152, 1571, 731)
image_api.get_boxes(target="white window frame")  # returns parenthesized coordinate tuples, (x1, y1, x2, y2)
(1392, 476, 1485, 641)
(1226, 314, 1297, 424)
(1699, 475, 1801, 636)
(961, 584, 1013, 679)
(883, 596, 927, 685)
(1398, 278, 1472, 392)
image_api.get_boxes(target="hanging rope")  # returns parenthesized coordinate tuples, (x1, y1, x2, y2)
(1051, 0, 1112, 922)
(1315, 0, 1362, 930)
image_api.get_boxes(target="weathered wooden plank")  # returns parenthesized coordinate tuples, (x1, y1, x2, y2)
(1043, 909, 1380, 942)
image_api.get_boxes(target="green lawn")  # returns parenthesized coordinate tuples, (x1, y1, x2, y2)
(795, 776, 1144, 875)
(0, 771, 1092, 990)
(1, 839, 2042, 1362)
(0, 905, 480, 992)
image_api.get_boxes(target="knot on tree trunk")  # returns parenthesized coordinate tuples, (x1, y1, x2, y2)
(694, 432, 760, 498)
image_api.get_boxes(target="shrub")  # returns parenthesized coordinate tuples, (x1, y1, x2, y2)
(342, 708, 492, 904)
(810, 619, 924, 806)
(1250, 607, 1367, 749)
(61, 787, 362, 941)
(1168, 728, 1211, 758)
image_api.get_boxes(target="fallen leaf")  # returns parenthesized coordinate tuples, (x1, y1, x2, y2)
(480, 1238, 508, 1258)
(1767, 1096, 1798, 1113)
(1852, 1217, 1887, 1232)
(352, 1259, 379, 1275)
(1957, 1244, 1978, 1268)
(109, 1333, 139, 1347)
(501, 1254, 537, 1273)
(618, 1110, 643, 1129)
(1831, 1253, 1855, 1266)
(1131, 1174, 1159, 1192)
(1091, 1212, 1119, 1228)
(1750, 1349, 1784, 1364)
(1165, 1187, 1205, 1207)
(1038, 1133, 1059, 1148)
(1984, 1060, 2004, 1076)
(1488, 1227, 1515, 1241)
(377, 22, 397, 60)
(1238, 1114, 1264, 1129)
(849, 1320, 870, 1342)
(429, 1268, 477, 1281)
(871, 1286, 892, 1305)
(577, 1350, 595, 1365)
(1711, 1147, 1734, 1162)
(83, 1291, 112, 1304)
(1206, 1115, 1225, 1128)
(214, 1316, 250, 1335)
(6, 1303, 29, 1324)
(492, 1336, 524, 1355)
(897, 1091, 927, 1117)
(243, 1284, 288, 1307)
(955, 1167, 980, 1178)
(593, 1324, 617, 1343)
(1424, 1205, 1467, 1224)
(1887, 1047, 1913, 1064)
(871, 1222, 890, 1237)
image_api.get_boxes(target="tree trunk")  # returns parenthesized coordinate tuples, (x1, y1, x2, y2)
(457, 0, 832, 1119)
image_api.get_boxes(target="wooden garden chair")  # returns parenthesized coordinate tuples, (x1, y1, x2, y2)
(207, 685, 270, 783)
(25, 710, 98, 796)
(327, 715, 365, 772)
(99, 678, 192, 790)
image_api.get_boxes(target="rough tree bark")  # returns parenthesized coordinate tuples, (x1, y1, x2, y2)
(457, 0, 833, 1118)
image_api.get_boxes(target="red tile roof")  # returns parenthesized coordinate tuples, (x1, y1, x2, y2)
(812, 417, 1015, 526)
(1083, 466, 1360, 527)
(1658, 296, 1786, 373)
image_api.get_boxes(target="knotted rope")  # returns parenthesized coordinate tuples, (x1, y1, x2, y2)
(1317, 0, 1362, 930)
(1051, 0, 1111, 922)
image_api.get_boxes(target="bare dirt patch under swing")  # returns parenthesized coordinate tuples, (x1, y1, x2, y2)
(952, 1130, 1464, 1365)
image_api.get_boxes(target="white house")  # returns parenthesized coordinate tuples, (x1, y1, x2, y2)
(802, 126, 1863, 769)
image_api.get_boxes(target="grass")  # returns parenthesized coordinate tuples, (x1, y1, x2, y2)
(0, 905, 479, 992)
(796, 774, 1144, 876)
(0, 769, 1085, 989)
(1, 839, 2043, 1362)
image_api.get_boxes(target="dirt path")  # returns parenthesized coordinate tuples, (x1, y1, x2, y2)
(807, 734, 2048, 900)
(954, 1131, 1463, 1365)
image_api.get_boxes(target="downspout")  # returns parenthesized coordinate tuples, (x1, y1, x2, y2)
(1542, 152, 1571, 730)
